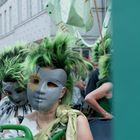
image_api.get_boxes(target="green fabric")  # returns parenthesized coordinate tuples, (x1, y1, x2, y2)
(45, 0, 93, 49)
(93, 77, 112, 118)
(102, 4, 112, 36)
(93, 98, 112, 118)
(34, 105, 84, 140)
(51, 128, 65, 140)
(45, 0, 93, 32)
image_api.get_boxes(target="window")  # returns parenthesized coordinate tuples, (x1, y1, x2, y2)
(73, 48, 92, 60)
(17, 0, 22, 23)
(9, 6, 12, 30)
(27, 0, 32, 18)
(82, 49, 91, 60)
(38, 0, 44, 12)
(41, 0, 44, 10)
(0, 14, 2, 34)
(4, 10, 7, 33)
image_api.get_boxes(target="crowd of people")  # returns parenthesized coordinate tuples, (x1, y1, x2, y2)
(0, 31, 113, 140)
(0, 0, 114, 139)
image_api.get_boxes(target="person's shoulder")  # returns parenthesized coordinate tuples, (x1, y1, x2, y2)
(77, 114, 93, 140)
(77, 114, 88, 124)
(97, 76, 111, 87)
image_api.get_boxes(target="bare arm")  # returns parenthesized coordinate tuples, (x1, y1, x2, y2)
(77, 115, 93, 140)
(85, 82, 112, 119)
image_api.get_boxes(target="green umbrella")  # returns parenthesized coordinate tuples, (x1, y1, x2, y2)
(45, 0, 93, 32)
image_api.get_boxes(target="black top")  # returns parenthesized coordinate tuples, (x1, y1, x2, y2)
(85, 68, 99, 95)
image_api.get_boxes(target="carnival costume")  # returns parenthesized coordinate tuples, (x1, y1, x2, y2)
(0, 44, 32, 125)
(19, 33, 87, 140)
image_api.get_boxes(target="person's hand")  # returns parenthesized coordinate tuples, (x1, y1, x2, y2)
(75, 80, 86, 90)
(103, 112, 113, 119)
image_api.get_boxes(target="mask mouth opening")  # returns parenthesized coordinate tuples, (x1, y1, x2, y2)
(9, 96, 26, 106)
(15, 100, 22, 104)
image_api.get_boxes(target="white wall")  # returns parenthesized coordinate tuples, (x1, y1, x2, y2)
(0, 0, 53, 48)
(0, 0, 107, 48)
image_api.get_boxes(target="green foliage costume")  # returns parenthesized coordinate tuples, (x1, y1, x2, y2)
(0, 44, 28, 87)
(0, 44, 33, 125)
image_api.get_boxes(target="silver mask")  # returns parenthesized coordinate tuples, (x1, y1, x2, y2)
(27, 67, 67, 111)
(2, 81, 28, 106)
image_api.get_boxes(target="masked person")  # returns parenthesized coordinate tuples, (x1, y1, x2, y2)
(12, 33, 92, 140)
(0, 45, 32, 125)
(85, 32, 112, 119)
(84, 32, 113, 140)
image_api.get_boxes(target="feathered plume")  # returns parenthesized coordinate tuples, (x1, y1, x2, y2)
(24, 33, 87, 105)
(98, 54, 111, 79)
(0, 43, 30, 89)
(92, 32, 112, 79)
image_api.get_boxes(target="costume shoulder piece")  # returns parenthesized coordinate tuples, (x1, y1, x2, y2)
(34, 105, 84, 140)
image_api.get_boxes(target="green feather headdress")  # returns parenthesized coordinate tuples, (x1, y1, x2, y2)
(92, 33, 112, 79)
(24, 33, 87, 105)
(98, 54, 111, 79)
(92, 33, 111, 63)
(0, 43, 29, 89)
(0, 43, 28, 61)
(92, 41, 100, 63)
(0, 56, 23, 84)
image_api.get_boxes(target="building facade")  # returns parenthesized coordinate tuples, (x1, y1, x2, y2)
(0, 0, 108, 48)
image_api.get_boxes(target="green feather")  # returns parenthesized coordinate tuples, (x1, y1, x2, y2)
(92, 42, 100, 63)
(0, 43, 30, 89)
(98, 54, 111, 79)
(24, 33, 87, 105)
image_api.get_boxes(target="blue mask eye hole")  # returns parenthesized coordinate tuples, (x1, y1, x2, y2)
(47, 82, 58, 88)
(15, 87, 25, 93)
(3, 90, 12, 96)
(29, 75, 40, 84)
(32, 79, 39, 84)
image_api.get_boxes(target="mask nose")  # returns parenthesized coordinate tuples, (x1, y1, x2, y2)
(10, 91, 21, 101)
(36, 82, 46, 94)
